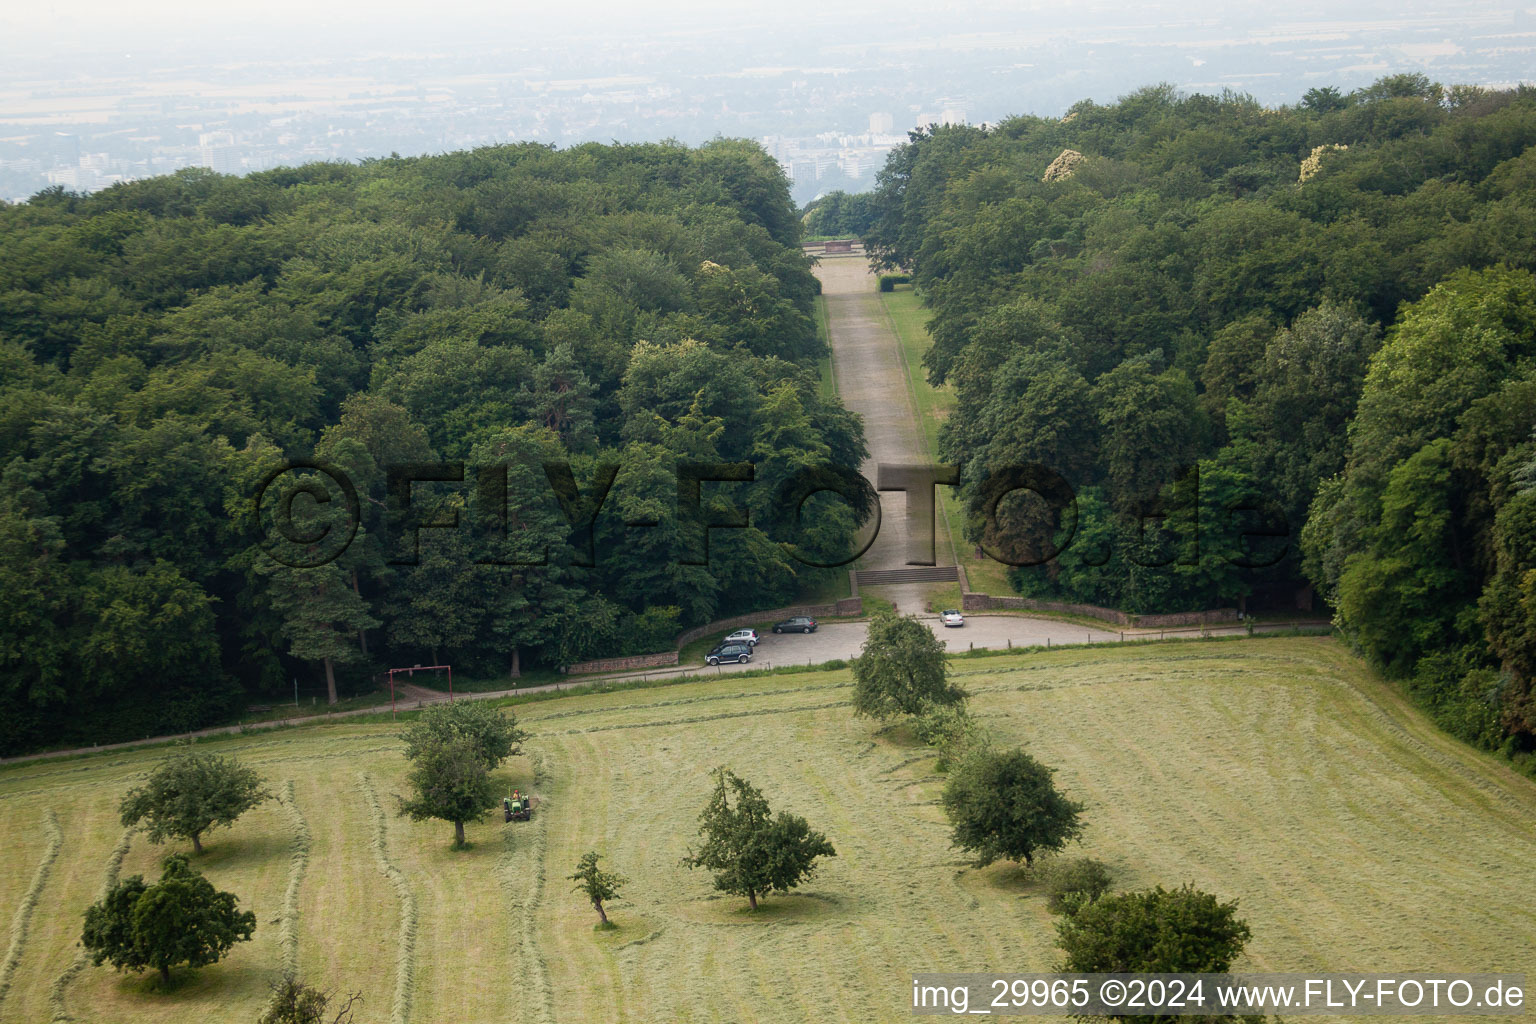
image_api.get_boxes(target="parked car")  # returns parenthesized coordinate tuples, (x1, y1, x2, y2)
(707, 643, 753, 666)
(723, 628, 759, 647)
(941, 609, 965, 627)
(772, 616, 818, 634)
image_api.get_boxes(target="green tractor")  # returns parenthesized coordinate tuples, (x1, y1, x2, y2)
(503, 789, 533, 822)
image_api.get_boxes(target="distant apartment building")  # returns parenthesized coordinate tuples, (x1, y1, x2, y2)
(44, 153, 121, 193)
(868, 111, 894, 134)
(198, 131, 241, 174)
(789, 158, 818, 185)
(45, 165, 95, 191)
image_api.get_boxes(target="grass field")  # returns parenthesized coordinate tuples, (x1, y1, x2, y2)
(877, 288, 1015, 597)
(2, 637, 1533, 1023)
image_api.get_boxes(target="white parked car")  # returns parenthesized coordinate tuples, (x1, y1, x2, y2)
(724, 629, 759, 647)
(940, 609, 965, 627)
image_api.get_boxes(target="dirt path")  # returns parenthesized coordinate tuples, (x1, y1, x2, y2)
(816, 252, 953, 614)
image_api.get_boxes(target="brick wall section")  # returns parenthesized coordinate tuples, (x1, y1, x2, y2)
(1136, 608, 1240, 627)
(961, 592, 1237, 628)
(565, 650, 680, 675)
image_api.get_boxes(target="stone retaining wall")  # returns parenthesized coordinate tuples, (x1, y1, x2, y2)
(564, 651, 679, 675)
(1135, 608, 1240, 628)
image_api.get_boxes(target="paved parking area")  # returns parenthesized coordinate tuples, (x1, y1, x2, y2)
(694, 613, 1123, 672)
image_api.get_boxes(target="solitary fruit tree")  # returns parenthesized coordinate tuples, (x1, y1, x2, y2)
(396, 734, 497, 848)
(81, 854, 255, 986)
(568, 851, 627, 927)
(118, 751, 272, 855)
(852, 612, 966, 720)
(400, 700, 527, 772)
(1056, 885, 1254, 1024)
(682, 767, 835, 910)
(942, 747, 1084, 868)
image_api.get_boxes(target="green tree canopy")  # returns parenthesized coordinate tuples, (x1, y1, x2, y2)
(941, 746, 1084, 868)
(1056, 884, 1253, 998)
(118, 751, 272, 855)
(851, 612, 966, 720)
(0, 136, 863, 755)
(568, 851, 628, 926)
(396, 733, 498, 848)
(400, 700, 528, 773)
(81, 854, 256, 986)
(682, 767, 836, 910)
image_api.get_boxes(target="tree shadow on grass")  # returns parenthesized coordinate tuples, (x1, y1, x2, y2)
(110, 956, 268, 1005)
(872, 722, 924, 749)
(591, 911, 664, 947)
(676, 890, 853, 926)
(188, 830, 289, 869)
(955, 859, 1038, 897)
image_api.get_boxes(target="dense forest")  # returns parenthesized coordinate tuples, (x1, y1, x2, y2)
(0, 140, 869, 753)
(864, 74, 1536, 766)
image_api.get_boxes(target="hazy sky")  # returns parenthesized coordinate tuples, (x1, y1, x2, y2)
(1, 0, 1417, 57)
(6, 0, 884, 53)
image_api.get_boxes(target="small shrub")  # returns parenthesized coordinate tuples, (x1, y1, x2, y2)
(911, 703, 989, 771)
(878, 274, 912, 292)
(1057, 884, 1252, 973)
(259, 977, 361, 1024)
(1039, 857, 1112, 915)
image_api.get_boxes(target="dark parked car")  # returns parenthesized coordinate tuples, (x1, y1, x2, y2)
(707, 643, 753, 666)
(772, 616, 818, 634)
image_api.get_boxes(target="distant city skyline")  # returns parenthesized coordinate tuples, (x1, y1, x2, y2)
(2, 0, 1530, 203)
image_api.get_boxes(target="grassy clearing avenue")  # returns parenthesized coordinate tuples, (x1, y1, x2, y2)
(1, 637, 1533, 1022)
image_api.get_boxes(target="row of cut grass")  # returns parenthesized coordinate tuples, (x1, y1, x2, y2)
(0, 809, 61, 1012)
